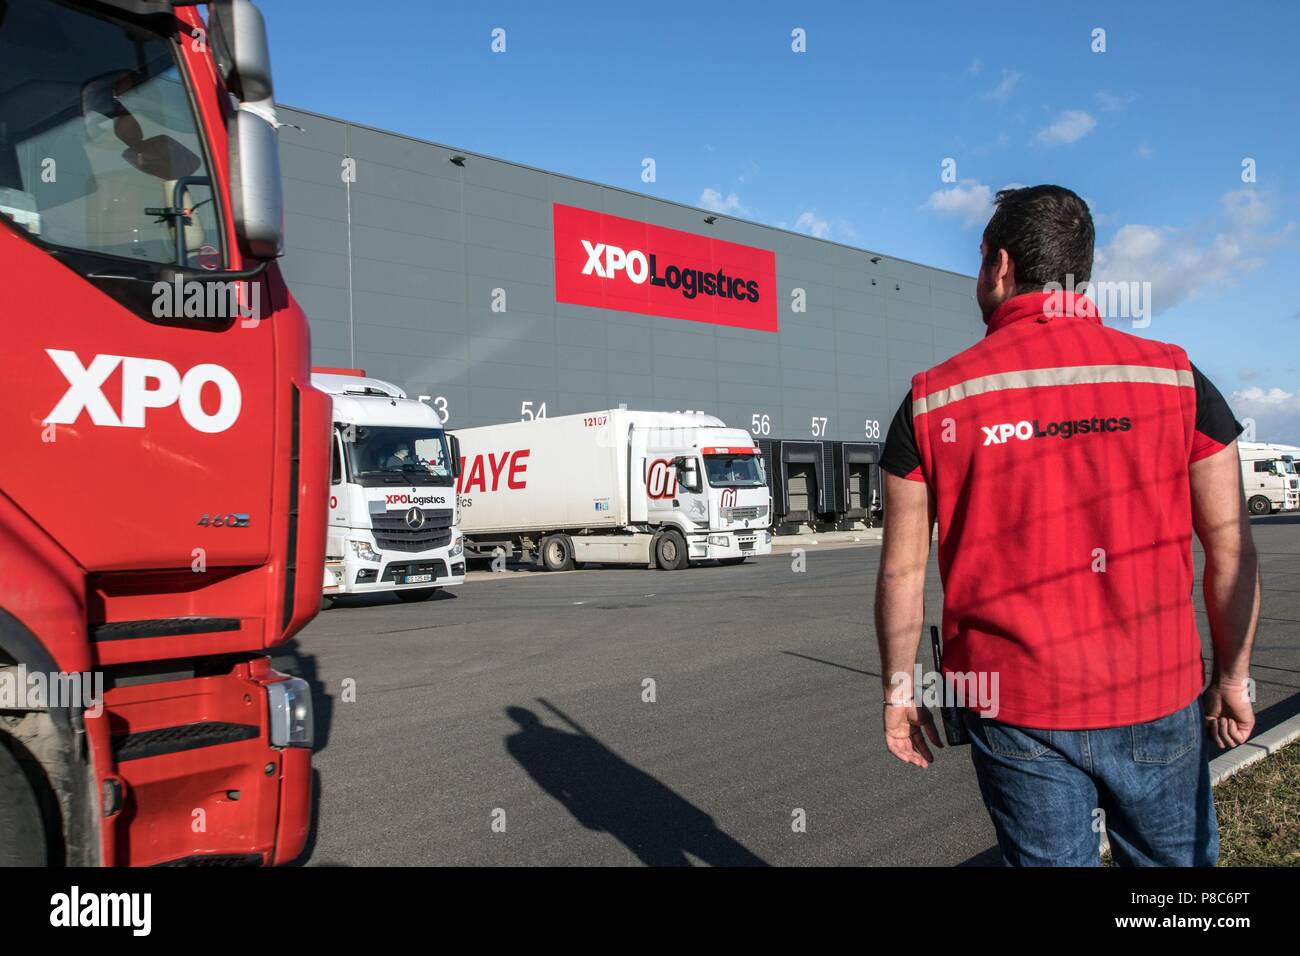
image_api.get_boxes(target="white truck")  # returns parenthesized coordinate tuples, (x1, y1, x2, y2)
(1239, 441, 1299, 515)
(313, 370, 465, 606)
(452, 409, 774, 570)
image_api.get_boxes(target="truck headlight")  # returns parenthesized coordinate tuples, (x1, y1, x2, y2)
(708, 534, 729, 547)
(267, 678, 313, 748)
(349, 539, 381, 562)
(450, 536, 463, 557)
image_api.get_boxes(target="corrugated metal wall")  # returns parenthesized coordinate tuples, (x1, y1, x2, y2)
(276, 105, 981, 443)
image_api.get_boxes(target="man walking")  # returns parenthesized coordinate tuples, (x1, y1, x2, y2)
(874, 185, 1260, 866)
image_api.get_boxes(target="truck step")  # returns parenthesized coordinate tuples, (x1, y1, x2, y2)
(90, 617, 241, 642)
(112, 721, 260, 762)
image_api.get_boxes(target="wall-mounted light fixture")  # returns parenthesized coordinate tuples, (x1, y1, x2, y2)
(449, 155, 466, 167)
(703, 215, 717, 224)
(869, 256, 881, 264)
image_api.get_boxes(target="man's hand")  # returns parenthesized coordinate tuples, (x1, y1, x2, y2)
(883, 702, 944, 768)
(1201, 677, 1255, 749)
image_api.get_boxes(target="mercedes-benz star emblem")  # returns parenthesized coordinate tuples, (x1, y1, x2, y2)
(404, 507, 425, 530)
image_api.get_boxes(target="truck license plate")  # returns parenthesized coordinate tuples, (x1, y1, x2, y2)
(739, 540, 754, 551)
(402, 574, 433, 585)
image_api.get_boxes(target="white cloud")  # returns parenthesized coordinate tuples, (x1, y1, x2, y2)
(924, 179, 994, 228)
(699, 188, 746, 216)
(1096, 89, 1137, 112)
(1092, 190, 1285, 316)
(1230, 386, 1300, 445)
(984, 69, 1021, 101)
(794, 210, 831, 239)
(1034, 110, 1097, 145)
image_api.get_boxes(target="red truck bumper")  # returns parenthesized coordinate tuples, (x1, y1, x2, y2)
(100, 658, 313, 866)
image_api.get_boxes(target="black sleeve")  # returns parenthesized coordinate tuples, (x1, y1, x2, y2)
(1191, 363, 1243, 448)
(880, 389, 922, 479)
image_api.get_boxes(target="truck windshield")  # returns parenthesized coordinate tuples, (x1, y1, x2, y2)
(344, 426, 453, 485)
(704, 454, 766, 488)
(0, 0, 222, 270)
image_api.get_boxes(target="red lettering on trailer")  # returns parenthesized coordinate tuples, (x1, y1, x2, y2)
(488, 452, 509, 489)
(456, 449, 531, 493)
(508, 449, 529, 489)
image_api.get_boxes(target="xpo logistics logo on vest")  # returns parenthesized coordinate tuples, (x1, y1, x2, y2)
(553, 203, 779, 334)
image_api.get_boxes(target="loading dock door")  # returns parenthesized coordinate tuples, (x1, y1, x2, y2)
(831, 441, 881, 520)
(785, 461, 817, 521)
(770, 440, 824, 524)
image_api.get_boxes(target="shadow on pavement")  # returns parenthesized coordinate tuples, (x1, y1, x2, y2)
(956, 844, 1005, 866)
(504, 699, 769, 867)
(781, 649, 881, 679)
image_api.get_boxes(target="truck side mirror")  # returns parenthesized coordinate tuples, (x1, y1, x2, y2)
(228, 109, 284, 259)
(676, 456, 702, 493)
(449, 434, 462, 478)
(209, 0, 275, 103)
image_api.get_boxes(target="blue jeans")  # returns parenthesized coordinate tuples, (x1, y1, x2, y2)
(964, 700, 1218, 866)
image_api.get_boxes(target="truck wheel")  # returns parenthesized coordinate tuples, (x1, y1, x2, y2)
(655, 530, 689, 571)
(395, 587, 440, 602)
(320, 596, 335, 611)
(1247, 495, 1272, 516)
(0, 740, 46, 866)
(540, 535, 575, 572)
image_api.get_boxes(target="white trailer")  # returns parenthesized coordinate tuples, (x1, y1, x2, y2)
(313, 370, 465, 606)
(1239, 441, 1299, 515)
(452, 409, 774, 570)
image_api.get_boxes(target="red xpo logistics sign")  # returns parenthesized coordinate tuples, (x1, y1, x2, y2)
(552, 203, 779, 333)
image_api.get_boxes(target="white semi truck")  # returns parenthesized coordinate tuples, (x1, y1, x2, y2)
(1239, 441, 1299, 515)
(452, 409, 774, 570)
(313, 371, 465, 606)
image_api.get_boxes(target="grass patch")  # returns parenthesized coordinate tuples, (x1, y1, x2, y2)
(1215, 739, 1300, 867)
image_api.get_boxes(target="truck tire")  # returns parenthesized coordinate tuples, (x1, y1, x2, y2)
(540, 535, 575, 572)
(0, 740, 46, 866)
(655, 530, 689, 571)
(1247, 495, 1272, 516)
(395, 587, 440, 602)
(320, 595, 335, 611)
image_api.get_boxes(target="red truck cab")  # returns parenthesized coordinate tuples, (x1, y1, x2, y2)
(0, 0, 328, 865)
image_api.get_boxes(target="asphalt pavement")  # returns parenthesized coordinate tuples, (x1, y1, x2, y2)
(277, 514, 1300, 866)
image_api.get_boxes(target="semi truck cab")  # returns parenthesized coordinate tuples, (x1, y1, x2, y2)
(1239, 441, 1300, 515)
(313, 372, 465, 605)
(630, 423, 774, 565)
(0, 0, 328, 865)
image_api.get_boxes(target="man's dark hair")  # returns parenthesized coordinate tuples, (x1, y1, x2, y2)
(982, 185, 1095, 293)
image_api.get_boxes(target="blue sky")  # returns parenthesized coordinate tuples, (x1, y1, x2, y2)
(261, 0, 1300, 442)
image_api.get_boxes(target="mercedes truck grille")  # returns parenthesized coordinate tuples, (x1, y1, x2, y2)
(371, 508, 454, 552)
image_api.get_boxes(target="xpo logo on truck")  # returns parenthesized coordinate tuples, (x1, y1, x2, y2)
(553, 203, 778, 334)
(42, 349, 242, 434)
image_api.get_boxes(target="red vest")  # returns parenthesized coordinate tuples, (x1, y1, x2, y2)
(913, 291, 1204, 729)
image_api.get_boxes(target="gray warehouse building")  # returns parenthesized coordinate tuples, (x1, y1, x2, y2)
(275, 105, 981, 526)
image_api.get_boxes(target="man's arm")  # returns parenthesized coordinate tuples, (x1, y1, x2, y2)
(874, 470, 942, 767)
(1190, 440, 1260, 748)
